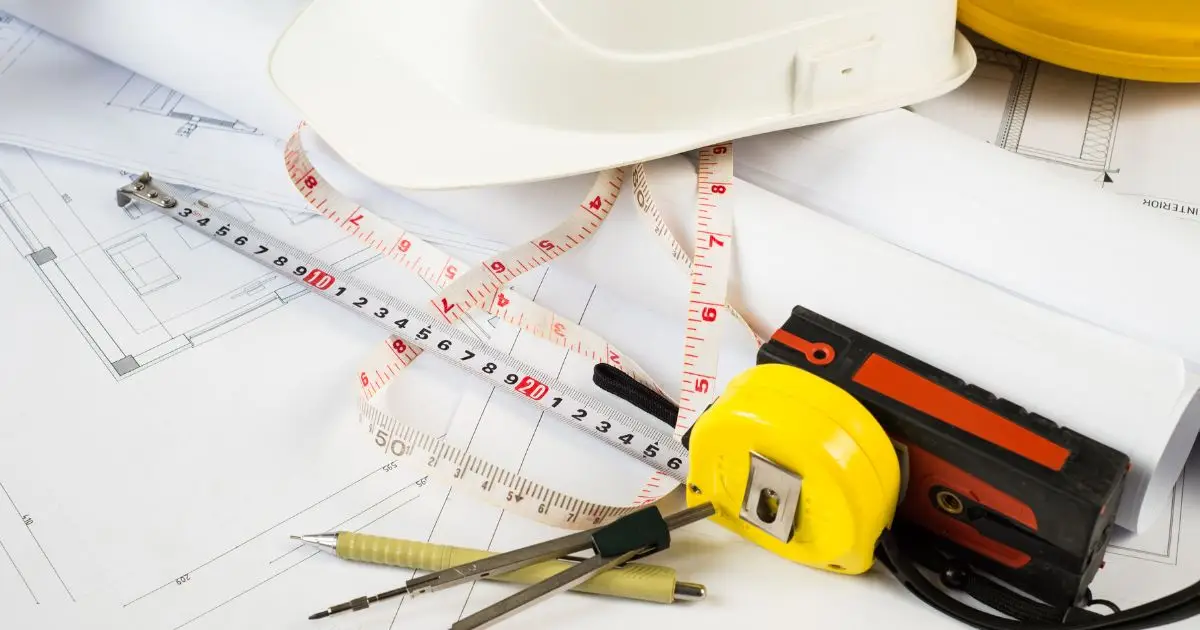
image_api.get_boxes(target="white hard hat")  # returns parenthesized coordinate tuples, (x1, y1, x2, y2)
(269, 0, 976, 189)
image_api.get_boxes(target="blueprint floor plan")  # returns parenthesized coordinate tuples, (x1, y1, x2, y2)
(0, 145, 502, 381)
(912, 30, 1200, 219)
(107, 74, 259, 139)
(0, 12, 301, 208)
(0, 143, 682, 630)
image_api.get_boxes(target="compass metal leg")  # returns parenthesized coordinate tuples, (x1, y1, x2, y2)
(451, 548, 644, 630)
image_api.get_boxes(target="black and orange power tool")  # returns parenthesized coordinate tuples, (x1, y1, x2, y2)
(599, 304, 1200, 627)
(756, 305, 1131, 620)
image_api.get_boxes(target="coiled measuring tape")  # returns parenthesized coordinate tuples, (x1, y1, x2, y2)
(117, 125, 758, 531)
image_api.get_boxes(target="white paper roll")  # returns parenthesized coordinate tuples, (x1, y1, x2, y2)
(322, 151, 1200, 534)
(731, 108, 1200, 372)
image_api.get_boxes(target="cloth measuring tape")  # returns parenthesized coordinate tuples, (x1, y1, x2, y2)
(286, 126, 759, 521)
(118, 126, 759, 532)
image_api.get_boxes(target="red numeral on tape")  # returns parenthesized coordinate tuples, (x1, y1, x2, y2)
(701, 307, 718, 322)
(302, 269, 336, 290)
(515, 376, 549, 401)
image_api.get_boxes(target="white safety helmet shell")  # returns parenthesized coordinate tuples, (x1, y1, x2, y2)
(270, 0, 976, 189)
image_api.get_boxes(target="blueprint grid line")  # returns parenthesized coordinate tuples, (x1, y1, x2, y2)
(121, 464, 408, 608)
(0, 529, 36, 604)
(964, 37, 1123, 182)
(388, 479, 461, 630)
(0, 478, 72, 603)
(0, 12, 34, 75)
(1108, 474, 1187, 565)
(452, 279, 602, 622)
(172, 551, 322, 630)
(106, 74, 260, 140)
(172, 493, 421, 630)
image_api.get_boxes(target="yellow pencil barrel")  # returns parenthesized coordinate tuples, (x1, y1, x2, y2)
(336, 532, 697, 604)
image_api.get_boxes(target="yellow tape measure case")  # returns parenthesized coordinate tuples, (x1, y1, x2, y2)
(684, 363, 901, 575)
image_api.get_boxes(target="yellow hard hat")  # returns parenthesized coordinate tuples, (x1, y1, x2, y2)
(957, 0, 1200, 82)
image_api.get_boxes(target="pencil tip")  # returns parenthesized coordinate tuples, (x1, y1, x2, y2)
(290, 535, 302, 541)
(309, 610, 330, 621)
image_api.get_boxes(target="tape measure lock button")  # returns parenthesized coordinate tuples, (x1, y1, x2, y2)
(685, 363, 900, 575)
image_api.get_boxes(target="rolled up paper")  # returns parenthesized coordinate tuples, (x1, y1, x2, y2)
(731, 108, 1200, 372)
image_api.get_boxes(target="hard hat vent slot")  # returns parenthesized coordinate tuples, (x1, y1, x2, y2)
(793, 38, 880, 114)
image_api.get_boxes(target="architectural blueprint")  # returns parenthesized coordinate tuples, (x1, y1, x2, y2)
(107, 75, 259, 139)
(0, 146, 696, 630)
(911, 30, 1200, 220)
(0, 10, 34, 74)
(0, 145, 502, 381)
(0, 477, 74, 610)
(0, 12, 302, 210)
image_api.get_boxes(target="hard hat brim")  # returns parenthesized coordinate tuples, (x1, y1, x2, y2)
(270, 2, 977, 191)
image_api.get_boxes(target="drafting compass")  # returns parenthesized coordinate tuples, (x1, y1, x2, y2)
(310, 503, 716, 629)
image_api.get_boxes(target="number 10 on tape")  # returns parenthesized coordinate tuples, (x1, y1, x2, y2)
(115, 174, 690, 482)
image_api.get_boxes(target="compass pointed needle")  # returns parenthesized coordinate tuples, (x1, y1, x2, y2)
(306, 586, 411, 621)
